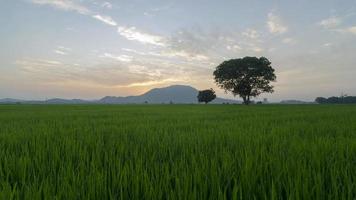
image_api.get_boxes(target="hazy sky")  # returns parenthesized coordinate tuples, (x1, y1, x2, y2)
(1, 0, 356, 101)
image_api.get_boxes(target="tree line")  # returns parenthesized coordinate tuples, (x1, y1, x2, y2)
(315, 96, 356, 104)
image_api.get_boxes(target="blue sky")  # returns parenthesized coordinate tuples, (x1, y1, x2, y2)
(1, 0, 356, 101)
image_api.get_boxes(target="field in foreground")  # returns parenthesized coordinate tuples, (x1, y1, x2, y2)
(0, 105, 355, 199)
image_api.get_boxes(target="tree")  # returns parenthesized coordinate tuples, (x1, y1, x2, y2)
(213, 57, 276, 105)
(315, 95, 356, 104)
(315, 97, 327, 104)
(197, 89, 216, 104)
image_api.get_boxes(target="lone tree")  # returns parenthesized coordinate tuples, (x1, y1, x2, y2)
(197, 89, 216, 104)
(213, 56, 276, 105)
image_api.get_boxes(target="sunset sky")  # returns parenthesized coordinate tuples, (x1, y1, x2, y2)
(1, 0, 356, 101)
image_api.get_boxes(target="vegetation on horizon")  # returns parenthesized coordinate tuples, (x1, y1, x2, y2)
(197, 89, 216, 104)
(0, 104, 355, 199)
(316, 95, 356, 104)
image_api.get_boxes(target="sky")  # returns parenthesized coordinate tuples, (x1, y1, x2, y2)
(1, 0, 356, 101)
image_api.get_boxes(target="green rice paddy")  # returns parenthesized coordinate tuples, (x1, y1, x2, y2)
(0, 104, 355, 199)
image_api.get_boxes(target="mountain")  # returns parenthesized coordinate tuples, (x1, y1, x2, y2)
(45, 98, 91, 104)
(99, 85, 240, 104)
(0, 85, 241, 104)
(0, 98, 25, 103)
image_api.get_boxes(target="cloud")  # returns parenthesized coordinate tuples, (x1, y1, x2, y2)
(117, 26, 166, 46)
(250, 46, 263, 52)
(333, 26, 356, 35)
(14, 57, 195, 89)
(15, 58, 147, 86)
(282, 38, 297, 45)
(125, 78, 184, 87)
(93, 15, 117, 26)
(54, 46, 71, 55)
(157, 50, 210, 61)
(167, 28, 220, 57)
(15, 58, 76, 82)
(267, 12, 288, 34)
(57, 46, 71, 51)
(100, 53, 133, 62)
(15, 59, 62, 67)
(318, 16, 341, 28)
(122, 48, 210, 62)
(119, 27, 219, 62)
(226, 45, 242, 51)
(121, 48, 149, 56)
(143, 3, 174, 17)
(30, 0, 118, 27)
(347, 26, 356, 35)
(242, 29, 259, 39)
(30, 0, 91, 15)
(101, 2, 112, 9)
(54, 50, 68, 55)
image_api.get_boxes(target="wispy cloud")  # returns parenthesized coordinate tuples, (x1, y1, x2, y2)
(143, 3, 174, 17)
(318, 16, 341, 28)
(14, 57, 193, 89)
(30, 0, 91, 15)
(346, 26, 356, 35)
(54, 50, 68, 55)
(156, 50, 210, 61)
(332, 26, 356, 35)
(15, 59, 62, 67)
(117, 26, 166, 46)
(226, 45, 242, 51)
(122, 48, 209, 62)
(30, 0, 119, 28)
(100, 53, 133, 62)
(93, 15, 117, 26)
(250, 46, 264, 53)
(54, 46, 71, 55)
(101, 2, 112, 9)
(282, 38, 297, 45)
(15, 58, 75, 81)
(57, 46, 72, 51)
(242, 28, 259, 39)
(125, 78, 184, 87)
(267, 12, 288, 34)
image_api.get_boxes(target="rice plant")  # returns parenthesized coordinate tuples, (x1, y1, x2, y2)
(0, 104, 355, 199)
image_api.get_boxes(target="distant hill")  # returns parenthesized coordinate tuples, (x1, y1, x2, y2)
(0, 98, 24, 103)
(0, 85, 240, 104)
(99, 85, 240, 104)
(45, 98, 91, 104)
(0, 98, 25, 104)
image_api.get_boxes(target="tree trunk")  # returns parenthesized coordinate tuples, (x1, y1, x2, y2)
(242, 96, 250, 105)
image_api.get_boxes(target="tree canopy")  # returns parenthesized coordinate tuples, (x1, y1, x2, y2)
(213, 56, 276, 105)
(197, 89, 216, 104)
(315, 96, 356, 104)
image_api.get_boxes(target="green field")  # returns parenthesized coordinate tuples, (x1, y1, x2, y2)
(0, 105, 355, 199)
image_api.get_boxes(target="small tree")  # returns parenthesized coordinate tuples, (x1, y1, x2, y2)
(213, 56, 276, 105)
(315, 97, 327, 104)
(197, 89, 216, 104)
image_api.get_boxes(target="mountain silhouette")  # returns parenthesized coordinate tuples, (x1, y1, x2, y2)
(0, 85, 240, 104)
(99, 85, 240, 104)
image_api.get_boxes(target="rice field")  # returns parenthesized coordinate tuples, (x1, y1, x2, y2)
(0, 104, 355, 199)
